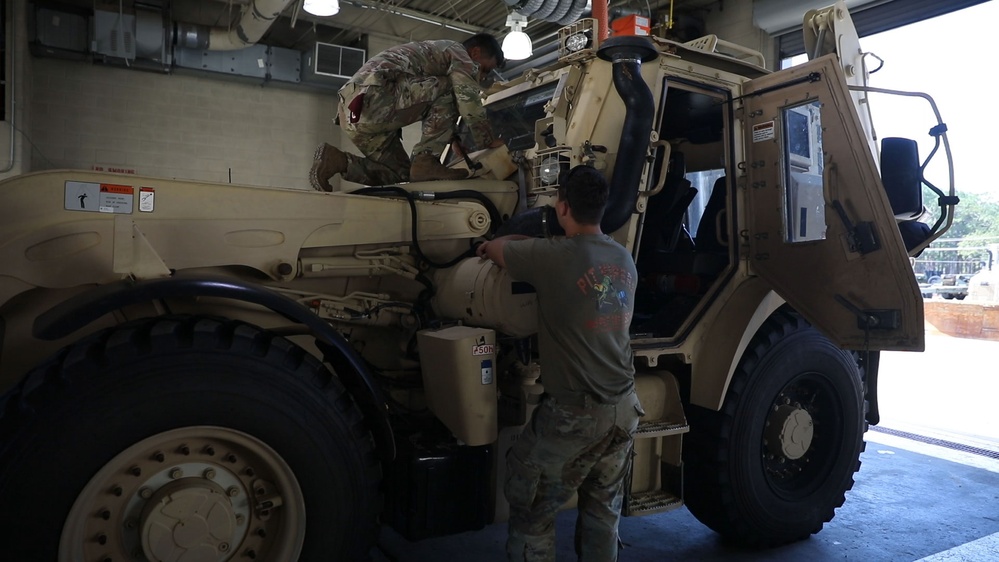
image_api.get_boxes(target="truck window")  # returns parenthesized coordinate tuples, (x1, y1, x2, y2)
(453, 81, 560, 156)
(686, 169, 726, 235)
(782, 101, 826, 243)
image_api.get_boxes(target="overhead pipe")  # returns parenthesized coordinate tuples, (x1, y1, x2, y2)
(497, 36, 659, 238)
(593, 0, 610, 41)
(175, 0, 294, 51)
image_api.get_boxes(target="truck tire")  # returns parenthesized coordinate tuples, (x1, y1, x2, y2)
(0, 316, 380, 561)
(683, 309, 866, 546)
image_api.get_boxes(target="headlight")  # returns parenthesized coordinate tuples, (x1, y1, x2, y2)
(539, 156, 561, 185)
(565, 32, 589, 53)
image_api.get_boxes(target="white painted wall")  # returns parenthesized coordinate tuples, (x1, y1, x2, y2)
(25, 56, 340, 190)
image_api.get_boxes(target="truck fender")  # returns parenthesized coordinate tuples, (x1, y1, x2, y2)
(32, 274, 396, 461)
(690, 279, 785, 411)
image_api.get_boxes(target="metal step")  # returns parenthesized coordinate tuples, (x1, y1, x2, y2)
(634, 420, 689, 438)
(625, 489, 683, 516)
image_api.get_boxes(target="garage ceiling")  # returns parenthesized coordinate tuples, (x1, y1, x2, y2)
(62, 0, 720, 54)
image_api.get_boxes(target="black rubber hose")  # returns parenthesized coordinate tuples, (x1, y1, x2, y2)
(495, 205, 563, 238)
(431, 189, 505, 228)
(351, 186, 479, 269)
(601, 57, 655, 234)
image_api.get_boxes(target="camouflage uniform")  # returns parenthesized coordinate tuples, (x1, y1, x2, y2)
(505, 392, 641, 562)
(336, 40, 496, 185)
(501, 234, 642, 562)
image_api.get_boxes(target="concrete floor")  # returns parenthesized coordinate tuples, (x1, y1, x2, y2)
(371, 333, 999, 562)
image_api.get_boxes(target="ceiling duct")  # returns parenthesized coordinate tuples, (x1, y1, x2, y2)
(174, 0, 295, 50)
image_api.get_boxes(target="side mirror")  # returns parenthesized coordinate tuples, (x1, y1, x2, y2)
(880, 137, 923, 219)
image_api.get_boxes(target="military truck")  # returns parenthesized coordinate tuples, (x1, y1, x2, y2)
(0, 2, 956, 560)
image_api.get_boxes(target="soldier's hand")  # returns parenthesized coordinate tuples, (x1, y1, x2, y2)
(476, 241, 489, 259)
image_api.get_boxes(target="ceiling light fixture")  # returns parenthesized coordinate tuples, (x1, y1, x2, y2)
(304, 0, 340, 17)
(502, 12, 532, 61)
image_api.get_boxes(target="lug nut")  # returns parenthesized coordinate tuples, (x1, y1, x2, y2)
(139, 487, 153, 499)
(204, 469, 216, 479)
(169, 468, 184, 480)
(153, 451, 165, 462)
(228, 486, 240, 497)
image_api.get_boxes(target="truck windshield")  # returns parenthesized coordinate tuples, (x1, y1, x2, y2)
(453, 82, 559, 155)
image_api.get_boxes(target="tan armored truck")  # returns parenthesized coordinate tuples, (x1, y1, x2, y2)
(0, 3, 957, 560)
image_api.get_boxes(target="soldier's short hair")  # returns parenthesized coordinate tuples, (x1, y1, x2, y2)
(558, 165, 609, 225)
(463, 33, 505, 70)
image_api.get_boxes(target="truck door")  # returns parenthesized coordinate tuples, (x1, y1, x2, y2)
(741, 54, 924, 351)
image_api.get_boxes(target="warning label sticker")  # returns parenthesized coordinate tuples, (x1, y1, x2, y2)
(64, 181, 134, 214)
(139, 188, 155, 213)
(471, 343, 494, 356)
(752, 121, 775, 143)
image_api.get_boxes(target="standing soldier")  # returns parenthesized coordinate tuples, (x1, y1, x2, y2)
(310, 34, 506, 190)
(477, 165, 644, 561)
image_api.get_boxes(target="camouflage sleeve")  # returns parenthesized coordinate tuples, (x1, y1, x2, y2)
(443, 42, 495, 147)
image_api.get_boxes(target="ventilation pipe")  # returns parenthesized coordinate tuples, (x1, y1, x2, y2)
(505, 0, 590, 26)
(497, 36, 658, 239)
(175, 0, 294, 50)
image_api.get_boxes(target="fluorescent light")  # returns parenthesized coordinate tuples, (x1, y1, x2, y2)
(304, 0, 340, 16)
(502, 31, 533, 60)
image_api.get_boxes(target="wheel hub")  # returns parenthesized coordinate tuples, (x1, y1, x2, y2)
(766, 404, 814, 460)
(59, 427, 304, 562)
(141, 479, 238, 561)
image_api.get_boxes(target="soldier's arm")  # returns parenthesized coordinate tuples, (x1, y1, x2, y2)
(443, 43, 497, 148)
(476, 234, 530, 269)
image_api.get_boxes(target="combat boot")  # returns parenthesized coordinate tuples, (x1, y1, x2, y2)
(309, 143, 348, 192)
(409, 153, 469, 182)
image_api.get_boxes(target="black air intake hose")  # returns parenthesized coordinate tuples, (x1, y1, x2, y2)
(495, 205, 563, 237)
(496, 36, 658, 238)
(598, 36, 658, 234)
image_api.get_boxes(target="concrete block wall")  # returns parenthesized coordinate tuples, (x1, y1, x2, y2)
(702, 1, 777, 69)
(27, 57, 341, 190)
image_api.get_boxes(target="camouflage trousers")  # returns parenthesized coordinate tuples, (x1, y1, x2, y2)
(505, 391, 642, 562)
(337, 77, 458, 185)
